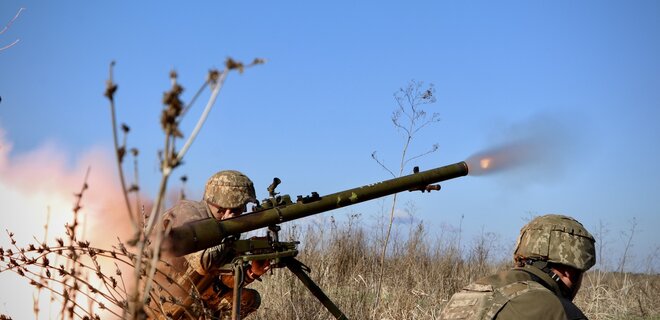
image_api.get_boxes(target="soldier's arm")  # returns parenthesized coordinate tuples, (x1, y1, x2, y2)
(184, 243, 233, 275)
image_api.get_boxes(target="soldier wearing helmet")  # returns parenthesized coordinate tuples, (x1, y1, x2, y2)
(161, 170, 269, 319)
(440, 214, 596, 320)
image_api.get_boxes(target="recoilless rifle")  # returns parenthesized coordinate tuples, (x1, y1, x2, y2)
(164, 161, 469, 320)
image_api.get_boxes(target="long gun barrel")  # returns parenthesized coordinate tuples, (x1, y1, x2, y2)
(165, 161, 468, 256)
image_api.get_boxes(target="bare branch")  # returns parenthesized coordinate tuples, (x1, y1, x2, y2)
(412, 112, 441, 135)
(179, 78, 210, 119)
(371, 151, 396, 178)
(403, 143, 439, 168)
(0, 39, 20, 51)
(104, 61, 139, 235)
(0, 7, 25, 52)
(0, 7, 25, 35)
(175, 68, 228, 164)
(391, 111, 411, 137)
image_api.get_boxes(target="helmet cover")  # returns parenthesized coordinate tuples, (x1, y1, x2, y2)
(203, 170, 256, 209)
(514, 214, 596, 271)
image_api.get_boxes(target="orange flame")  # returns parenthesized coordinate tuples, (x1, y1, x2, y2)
(466, 139, 544, 176)
(480, 158, 492, 169)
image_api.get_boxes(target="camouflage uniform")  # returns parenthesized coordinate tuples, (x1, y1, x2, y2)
(440, 214, 596, 320)
(162, 170, 261, 319)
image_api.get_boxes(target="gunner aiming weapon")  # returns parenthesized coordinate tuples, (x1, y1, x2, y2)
(164, 161, 469, 320)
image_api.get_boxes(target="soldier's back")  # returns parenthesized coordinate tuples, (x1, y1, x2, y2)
(440, 268, 567, 320)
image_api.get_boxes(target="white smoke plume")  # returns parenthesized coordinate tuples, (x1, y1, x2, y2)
(0, 126, 137, 319)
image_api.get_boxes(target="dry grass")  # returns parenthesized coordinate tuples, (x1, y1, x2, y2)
(249, 213, 660, 320)
(3, 211, 659, 319)
(577, 270, 660, 320)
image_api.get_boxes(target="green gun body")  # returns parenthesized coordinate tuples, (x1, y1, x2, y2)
(165, 161, 468, 257)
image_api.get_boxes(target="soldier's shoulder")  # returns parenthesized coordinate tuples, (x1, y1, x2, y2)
(474, 268, 531, 287)
(440, 270, 562, 320)
(163, 200, 209, 227)
(496, 282, 565, 320)
(440, 271, 526, 320)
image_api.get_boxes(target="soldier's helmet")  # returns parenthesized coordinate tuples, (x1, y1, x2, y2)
(203, 170, 257, 209)
(514, 214, 596, 272)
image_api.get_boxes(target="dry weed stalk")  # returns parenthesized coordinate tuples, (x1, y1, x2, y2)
(371, 80, 440, 313)
(0, 228, 203, 319)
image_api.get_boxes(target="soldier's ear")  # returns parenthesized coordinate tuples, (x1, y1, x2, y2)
(551, 264, 582, 289)
(567, 268, 583, 286)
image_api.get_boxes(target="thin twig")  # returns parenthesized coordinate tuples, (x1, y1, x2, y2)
(180, 80, 210, 119)
(0, 7, 25, 35)
(104, 61, 139, 234)
(0, 7, 25, 52)
(174, 69, 228, 165)
(403, 144, 439, 168)
(371, 151, 396, 178)
(0, 39, 20, 51)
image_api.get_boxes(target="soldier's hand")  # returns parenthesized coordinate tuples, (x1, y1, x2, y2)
(250, 259, 271, 277)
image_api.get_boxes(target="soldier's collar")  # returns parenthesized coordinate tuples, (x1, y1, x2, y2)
(519, 263, 566, 297)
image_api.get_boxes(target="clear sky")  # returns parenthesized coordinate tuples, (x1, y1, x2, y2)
(1, 0, 659, 296)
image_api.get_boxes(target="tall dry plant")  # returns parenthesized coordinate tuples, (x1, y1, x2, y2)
(370, 80, 440, 314)
(105, 58, 264, 319)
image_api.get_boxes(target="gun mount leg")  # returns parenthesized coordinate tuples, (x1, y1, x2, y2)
(232, 262, 244, 320)
(283, 257, 349, 320)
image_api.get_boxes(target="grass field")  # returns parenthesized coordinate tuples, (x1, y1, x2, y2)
(2, 212, 658, 319)
(250, 215, 660, 320)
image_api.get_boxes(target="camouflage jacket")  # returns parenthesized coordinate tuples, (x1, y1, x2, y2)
(162, 200, 236, 276)
(440, 264, 587, 320)
(161, 200, 262, 319)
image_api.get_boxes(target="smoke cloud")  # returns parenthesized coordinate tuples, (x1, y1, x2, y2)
(0, 127, 143, 318)
(465, 113, 585, 184)
(0, 128, 133, 246)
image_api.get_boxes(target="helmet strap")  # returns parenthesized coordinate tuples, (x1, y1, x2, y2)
(526, 260, 576, 300)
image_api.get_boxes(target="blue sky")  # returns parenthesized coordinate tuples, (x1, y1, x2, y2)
(1, 0, 659, 277)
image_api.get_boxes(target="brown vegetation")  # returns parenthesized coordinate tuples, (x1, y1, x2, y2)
(2, 205, 659, 319)
(249, 213, 660, 320)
